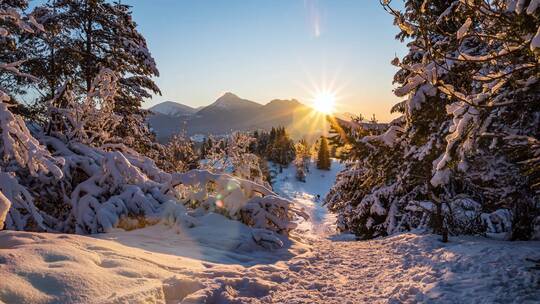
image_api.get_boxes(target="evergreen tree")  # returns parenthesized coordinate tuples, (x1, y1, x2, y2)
(369, 114, 377, 124)
(294, 139, 311, 182)
(27, 0, 161, 151)
(326, 0, 540, 240)
(30, 0, 160, 107)
(316, 136, 331, 170)
(200, 137, 212, 159)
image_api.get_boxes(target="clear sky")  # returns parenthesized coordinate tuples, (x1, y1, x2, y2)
(125, 0, 407, 122)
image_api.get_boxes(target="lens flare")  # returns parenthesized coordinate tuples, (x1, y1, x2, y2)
(312, 91, 336, 114)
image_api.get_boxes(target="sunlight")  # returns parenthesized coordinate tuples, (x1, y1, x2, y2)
(312, 91, 336, 114)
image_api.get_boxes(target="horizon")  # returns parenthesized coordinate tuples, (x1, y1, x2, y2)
(124, 0, 407, 122)
(151, 90, 355, 114)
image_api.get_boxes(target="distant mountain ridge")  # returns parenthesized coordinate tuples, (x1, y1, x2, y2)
(147, 93, 348, 142)
(200, 92, 262, 112)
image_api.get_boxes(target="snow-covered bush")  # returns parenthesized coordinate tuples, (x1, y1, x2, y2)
(1, 124, 306, 246)
(47, 68, 120, 145)
(200, 132, 270, 187)
(162, 132, 199, 173)
(167, 170, 308, 235)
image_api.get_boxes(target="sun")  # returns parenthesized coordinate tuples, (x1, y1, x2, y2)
(312, 91, 336, 114)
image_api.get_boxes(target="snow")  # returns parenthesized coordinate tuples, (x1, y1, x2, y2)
(0, 190, 10, 229)
(97, 216, 304, 266)
(149, 101, 197, 117)
(271, 159, 344, 237)
(2, 228, 538, 303)
(1, 159, 539, 303)
(361, 125, 404, 147)
(190, 134, 206, 143)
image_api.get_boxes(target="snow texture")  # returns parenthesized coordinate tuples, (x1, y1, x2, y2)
(1, 219, 538, 303)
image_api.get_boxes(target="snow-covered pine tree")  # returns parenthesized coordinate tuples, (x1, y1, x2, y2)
(316, 136, 331, 170)
(0, 0, 45, 107)
(20, 0, 74, 107)
(27, 0, 161, 153)
(294, 139, 310, 182)
(325, 0, 539, 240)
(383, 0, 540, 239)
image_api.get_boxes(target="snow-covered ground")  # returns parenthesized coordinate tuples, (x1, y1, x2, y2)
(1, 159, 539, 303)
(270, 159, 345, 238)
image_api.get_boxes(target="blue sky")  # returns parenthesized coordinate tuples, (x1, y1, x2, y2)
(125, 0, 407, 121)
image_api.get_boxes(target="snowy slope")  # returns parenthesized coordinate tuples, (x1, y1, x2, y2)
(0, 212, 308, 303)
(1, 159, 539, 303)
(2, 228, 538, 303)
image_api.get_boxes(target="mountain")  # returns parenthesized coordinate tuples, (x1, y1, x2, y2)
(149, 101, 197, 116)
(198, 92, 262, 113)
(244, 99, 317, 139)
(147, 93, 337, 142)
(185, 93, 264, 135)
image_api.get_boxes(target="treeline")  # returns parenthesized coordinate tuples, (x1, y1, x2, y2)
(201, 126, 336, 184)
(326, 0, 540, 241)
(251, 127, 295, 166)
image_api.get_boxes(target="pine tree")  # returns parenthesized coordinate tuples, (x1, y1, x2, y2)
(325, 0, 540, 240)
(369, 114, 377, 124)
(30, 0, 160, 107)
(316, 136, 331, 170)
(27, 0, 161, 150)
(294, 139, 311, 182)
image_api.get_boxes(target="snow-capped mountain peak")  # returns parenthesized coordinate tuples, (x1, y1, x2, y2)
(149, 101, 197, 116)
